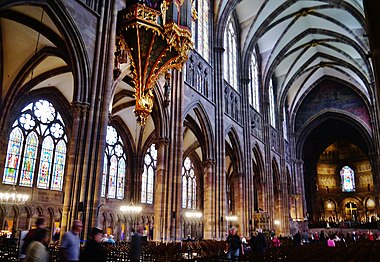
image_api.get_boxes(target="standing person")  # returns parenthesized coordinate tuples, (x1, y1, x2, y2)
(320, 230, 326, 243)
(226, 226, 243, 260)
(293, 231, 302, 245)
(327, 235, 335, 247)
(130, 226, 144, 262)
(24, 228, 49, 262)
(81, 227, 106, 262)
(22, 217, 46, 255)
(253, 228, 267, 255)
(52, 228, 60, 247)
(60, 220, 83, 262)
(272, 235, 281, 247)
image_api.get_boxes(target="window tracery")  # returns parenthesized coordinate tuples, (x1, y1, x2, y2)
(3, 100, 67, 191)
(141, 144, 157, 204)
(101, 125, 126, 199)
(182, 157, 197, 209)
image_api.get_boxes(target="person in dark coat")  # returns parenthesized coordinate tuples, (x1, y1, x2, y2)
(226, 226, 242, 260)
(22, 217, 46, 255)
(81, 227, 106, 262)
(253, 228, 267, 255)
(294, 231, 302, 245)
(130, 226, 145, 262)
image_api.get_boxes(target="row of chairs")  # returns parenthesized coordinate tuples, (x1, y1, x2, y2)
(1, 238, 380, 261)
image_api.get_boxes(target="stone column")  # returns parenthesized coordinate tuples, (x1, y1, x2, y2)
(234, 172, 247, 237)
(202, 159, 215, 239)
(61, 101, 88, 237)
(0, 129, 7, 177)
(213, 45, 227, 240)
(153, 137, 169, 241)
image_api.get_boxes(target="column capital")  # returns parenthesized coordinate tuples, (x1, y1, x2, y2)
(156, 137, 170, 147)
(214, 46, 225, 53)
(236, 171, 244, 178)
(203, 159, 216, 168)
(241, 78, 250, 84)
(71, 101, 90, 112)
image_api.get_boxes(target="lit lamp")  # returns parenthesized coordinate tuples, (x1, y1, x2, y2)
(120, 205, 143, 214)
(0, 185, 29, 205)
(185, 211, 203, 219)
(225, 215, 238, 222)
(115, 0, 195, 125)
(274, 220, 280, 226)
(120, 203, 143, 238)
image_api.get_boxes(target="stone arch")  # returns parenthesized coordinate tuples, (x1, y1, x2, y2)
(252, 144, 265, 212)
(272, 159, 282, 228)
(183, 102, 215, 161)
(36, 206, 44, 217)
(0, 0, 90, 109)
(225, 126, 244, 174)
(296, 111, 374, 160)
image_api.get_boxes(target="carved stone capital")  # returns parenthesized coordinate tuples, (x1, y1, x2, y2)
(156, 137, 170, 148)
(241, 78, 250, 85)
(202, 159, 216, 168)
(214, 46, 225, 53)
(71, 101, 90, 113)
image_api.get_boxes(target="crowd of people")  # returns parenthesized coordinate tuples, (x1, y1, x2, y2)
(6, 217, 380, 261)
(223, 226, 380, 260)
(17, 217, 147, 262)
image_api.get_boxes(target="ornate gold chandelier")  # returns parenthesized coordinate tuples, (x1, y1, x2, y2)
(115, 0, 195, 125)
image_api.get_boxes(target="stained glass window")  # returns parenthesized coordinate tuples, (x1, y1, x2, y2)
(3, 99, 67, 190)
(101, 156, 107, 197)
(102, 125, 126, 199)
(3, 128, 23, 184)
(51, 140, 66, 191)
(108, 156, 117, 198)
(224, 15, 238, 89)
(20, 132, 38, 187)
(117, 159, 126, 199)
(249, 51, 259, 111)
(269, 78, 276, 127)
(340, 166, 355, 192)
(192, 0, 210, 61)
(182, 157, 197, 209)
(141, 144, 157, 204)
(37, 136, 54, 189)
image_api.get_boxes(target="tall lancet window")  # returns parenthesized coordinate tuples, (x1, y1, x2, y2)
(182, 157, 197, 209)
(191, 0, 210, 61)
(224, 15, 238, 89)
(283, 107, 288, 140)
(340, 166, 355, 192)
(3, 99, 67, 191)
(141, 144, 157, 204)
(269, 78, 276, 127)
(101, 126, 126, 199)
(249, 51, 259, 111)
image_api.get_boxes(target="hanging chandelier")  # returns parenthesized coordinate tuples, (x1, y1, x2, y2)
(115, 0, 195, 125)
(120, 202, 143, 214)
(0, 185, 29, 205)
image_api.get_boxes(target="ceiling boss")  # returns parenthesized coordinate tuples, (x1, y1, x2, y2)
(115, 0, 196, 125)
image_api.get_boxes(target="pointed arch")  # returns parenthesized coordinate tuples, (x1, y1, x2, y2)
(225, 126, 244, 173)
(184, 102, 215, 161)
(0, 0, 90, 103)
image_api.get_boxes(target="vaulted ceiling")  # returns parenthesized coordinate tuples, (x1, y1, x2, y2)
(0, 1, 374, 155)
(216, 0, 372, 118)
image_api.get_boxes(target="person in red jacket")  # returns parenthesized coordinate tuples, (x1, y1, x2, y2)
(272, 235, 281, 247)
